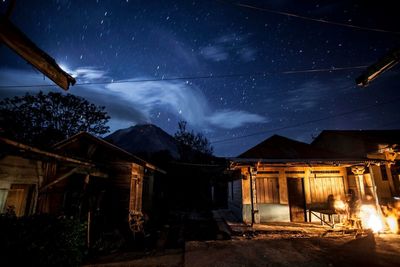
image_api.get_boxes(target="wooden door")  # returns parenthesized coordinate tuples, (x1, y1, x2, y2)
(287, 178, 306, 222)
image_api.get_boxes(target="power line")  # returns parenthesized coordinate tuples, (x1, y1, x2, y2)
(220, 1, 400, 35)
(211, 96, 400, 145)
(0, 65, 367, 89)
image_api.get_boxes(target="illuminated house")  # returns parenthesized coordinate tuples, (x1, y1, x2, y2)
(312, 130, 400, 203)
(227, 135, 385, 224)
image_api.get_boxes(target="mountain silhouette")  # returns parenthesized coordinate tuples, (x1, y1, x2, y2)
(105, 124, 180, 160)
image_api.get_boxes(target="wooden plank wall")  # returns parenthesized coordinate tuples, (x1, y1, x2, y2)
(0, 155, 41, 215)
(369, 165, 393, 201)
(255, 177, 279, 204)
(129, 163, 144, 213)
(239, 165, 348, 207)
(308, 176, 345, 203)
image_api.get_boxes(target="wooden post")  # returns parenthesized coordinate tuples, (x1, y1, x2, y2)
(87, 211, 91, 248)
(351, 166, 366, 199)
(85, 174, 91, 248)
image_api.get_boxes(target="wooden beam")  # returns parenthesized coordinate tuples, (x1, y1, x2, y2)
(0, 137, 93, 166)
(40, 167, 81, 192)
(0, 16, 76, 90)
(75, 168, 108, 178)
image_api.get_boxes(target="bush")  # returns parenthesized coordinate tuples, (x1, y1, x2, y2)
(0, 214, 86, 266)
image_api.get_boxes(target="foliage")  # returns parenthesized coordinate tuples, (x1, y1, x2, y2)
(174, 120, 213, 156)
(0, 91, 110, 147)
(0, 214, 86, 267)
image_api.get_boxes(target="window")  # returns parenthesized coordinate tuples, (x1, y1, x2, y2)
(4, 185, 30, 216)
(0, 189, 8, 213)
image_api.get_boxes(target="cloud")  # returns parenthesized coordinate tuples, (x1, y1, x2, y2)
(107, 80, 209, 126)
(199, 34, 256, 62)
(106, 79, 268, 129)
(200, 46, 229, 62)
(0, 68, 268, 131)
(72, 67, 109, 81)
(286, 80, 330, 111)
(208, 110, 268, 129)
(0, 68, 147, 125)
(240, 47, 256, 62)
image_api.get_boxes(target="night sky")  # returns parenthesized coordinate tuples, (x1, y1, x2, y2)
(1, 0, 399, 156)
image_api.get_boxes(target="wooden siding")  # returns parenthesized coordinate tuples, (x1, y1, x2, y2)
(308, 176, 345, 203)
(237, 165, 347, 210)
(0, 155, 41, 215)
(129, 163, 144, 213)
(369, 165, 392, 201)
(255, 177, 279, 204)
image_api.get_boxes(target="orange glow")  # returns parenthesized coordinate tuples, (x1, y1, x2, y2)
(386, 215, 398, 234)
(360, 204, 383, 233)
(333, 199, 346, 212)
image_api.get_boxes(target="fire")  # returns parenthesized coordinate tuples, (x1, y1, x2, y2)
(358, 204, 399, 234)
(359, 204, 383, 233)
(386, 215, 398, 234)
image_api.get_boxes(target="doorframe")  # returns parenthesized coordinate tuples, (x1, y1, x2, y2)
(286, 177, 307, 222)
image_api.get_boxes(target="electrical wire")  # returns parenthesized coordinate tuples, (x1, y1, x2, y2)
(0, 65, 367, 89)
(220, 1, 400, 35)
(211, 96, 400, 145)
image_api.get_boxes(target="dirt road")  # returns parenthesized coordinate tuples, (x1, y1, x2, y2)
(185, 233, 400, 267)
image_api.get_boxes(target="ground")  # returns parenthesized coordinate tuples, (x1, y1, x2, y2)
(185, 233, 400, 267)
(84, 222, 400, 267)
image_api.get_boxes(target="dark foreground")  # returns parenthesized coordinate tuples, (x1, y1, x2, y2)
(185, 233, 400, 267)
(84, 223, 400, 267)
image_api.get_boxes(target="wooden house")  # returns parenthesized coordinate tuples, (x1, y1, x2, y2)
(228, 135, 382, 224)
(42, 132, 164, 237)
(0, 137, 92, 217)
(312, 130, 400, 203)
(1, 132, 163, 246)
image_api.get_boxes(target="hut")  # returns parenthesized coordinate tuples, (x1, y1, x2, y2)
(227, 135, 381, 224)
(0, 132, 164, 246)
(43, 132, 164, 238)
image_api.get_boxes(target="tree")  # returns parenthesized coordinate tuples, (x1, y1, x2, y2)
(174, 120, 213, 156)
(0, 91, 110, 147)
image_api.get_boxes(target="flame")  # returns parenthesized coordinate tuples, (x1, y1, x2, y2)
(386, 216, 398, 233)
(386, 215, 398, 234)
(360, 204, 384, 233)
(333, 199, 346, 211)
